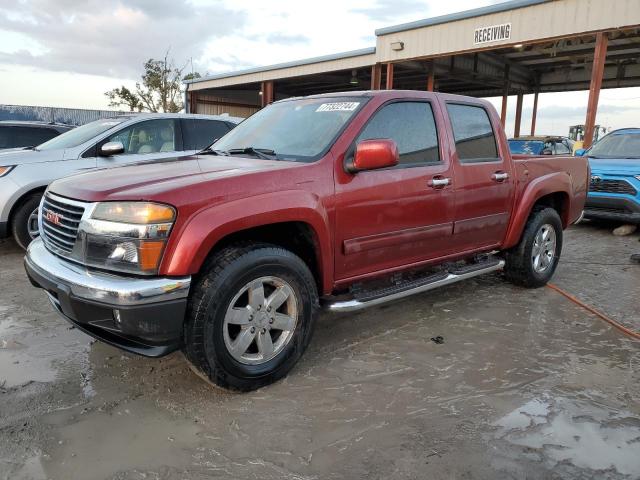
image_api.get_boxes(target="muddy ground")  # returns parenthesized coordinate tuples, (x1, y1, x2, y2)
(1, 222, 639, 480)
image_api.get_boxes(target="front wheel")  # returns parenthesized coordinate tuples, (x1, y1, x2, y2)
(183, 243, 318, 391)
(12, 194, 42, 250)
(504, 207, 563, 288)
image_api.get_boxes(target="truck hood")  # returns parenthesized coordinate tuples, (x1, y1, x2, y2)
(48, 155, 305, 202)
(588, 157, 640, 175)
(0, 147, 62, 166)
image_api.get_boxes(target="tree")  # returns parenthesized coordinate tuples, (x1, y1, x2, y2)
(105, 51, 199, 113)
(105, 86, 142, 112)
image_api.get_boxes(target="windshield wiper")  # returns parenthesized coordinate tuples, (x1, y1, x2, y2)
(197, 144, 230, 156)
(227, 147, 277, 160)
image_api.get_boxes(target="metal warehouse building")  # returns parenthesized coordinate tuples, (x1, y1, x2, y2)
(185, 0, 640, 148)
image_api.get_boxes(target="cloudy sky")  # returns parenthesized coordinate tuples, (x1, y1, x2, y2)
(0, 0, 638, 137)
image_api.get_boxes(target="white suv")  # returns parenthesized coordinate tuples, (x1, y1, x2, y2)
(0, 113, 240, 249)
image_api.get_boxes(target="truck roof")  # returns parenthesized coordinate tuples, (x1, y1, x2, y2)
(274, 89, 492, 105)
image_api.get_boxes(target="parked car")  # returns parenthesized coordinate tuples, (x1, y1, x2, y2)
(577, 128, 640, 223)
(25, 91, 588, 391)
(508, 135, 575, 156)
(0, 121, 74, 151)
(0, 113, 241, 249)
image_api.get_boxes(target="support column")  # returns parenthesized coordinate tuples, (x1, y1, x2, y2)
(500, 92, 509, 127)
(371, 64, 382, 90)
(500, 65, 510, 127)
(385, 63, 394, 90)
(530, 89, 539, 136)
(584, 32, 608, 149)
(189, 91, 197, 114)
(261, 81, 274, 107)
(427, 70, 435, 92)
(514, 92, 524, 138)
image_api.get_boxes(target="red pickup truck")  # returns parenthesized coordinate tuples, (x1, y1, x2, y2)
(25, 91, 588, 391)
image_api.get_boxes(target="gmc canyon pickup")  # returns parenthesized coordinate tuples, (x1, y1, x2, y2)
(25, 91, 589, 391)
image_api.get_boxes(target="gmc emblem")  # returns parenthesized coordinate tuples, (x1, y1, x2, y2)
(45, 210, 61, 225)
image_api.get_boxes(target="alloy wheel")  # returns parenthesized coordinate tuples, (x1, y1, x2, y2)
(223, 276, 298, 365)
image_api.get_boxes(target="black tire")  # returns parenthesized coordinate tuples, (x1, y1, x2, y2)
(183, 243, 319, 391)
(504, 207, 563, 288)
(11, 193, 42, 250)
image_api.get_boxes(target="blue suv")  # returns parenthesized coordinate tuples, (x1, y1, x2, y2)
(579, 128, 640, 223)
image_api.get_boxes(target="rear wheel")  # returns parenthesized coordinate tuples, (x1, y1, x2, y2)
(504, 207, 563, 288)
(183, 243, 318, 391)
(11, 194, 42, 250)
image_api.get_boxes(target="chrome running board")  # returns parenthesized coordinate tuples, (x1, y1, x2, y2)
(324, 259, 505, 313)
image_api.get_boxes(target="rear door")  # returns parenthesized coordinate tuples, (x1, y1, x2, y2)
(442, 101, 515, 250)
(334, 99, 456, 281)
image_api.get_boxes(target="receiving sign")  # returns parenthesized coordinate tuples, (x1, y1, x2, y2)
(474, 23, 511, 45)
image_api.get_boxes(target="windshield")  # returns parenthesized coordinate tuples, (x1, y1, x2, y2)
(508, 140, 545, 155)
(37, 118, 126, 151)
(589, 132, 640, 159)
(212, 96, 367, 161)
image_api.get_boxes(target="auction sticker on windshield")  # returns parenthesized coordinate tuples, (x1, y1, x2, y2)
(316, 102, 360, 112)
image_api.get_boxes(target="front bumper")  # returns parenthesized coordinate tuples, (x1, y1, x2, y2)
(584, 195, 640, 224)
(24, 237, 191, 357)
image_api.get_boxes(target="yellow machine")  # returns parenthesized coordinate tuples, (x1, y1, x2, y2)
(569, 125, 608, 153)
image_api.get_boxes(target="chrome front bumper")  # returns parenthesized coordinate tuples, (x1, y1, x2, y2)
(25, 237, 190, 306)
(24, 237, 191, 356)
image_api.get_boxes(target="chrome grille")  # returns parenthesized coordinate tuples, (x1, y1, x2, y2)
(41, 193, 86, 254)
(589, 179, 637, 196)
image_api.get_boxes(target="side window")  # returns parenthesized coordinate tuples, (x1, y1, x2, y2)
(29, 128, 61, 145)
(446, 104, 499, 162)
(554, 141, 571, 155)
(105, 119, 178, 155)
(182, 119, 230, 150)
(0, 127, 9, 148)
(1, 126, 59, 148)
(356, 102, 439, 166)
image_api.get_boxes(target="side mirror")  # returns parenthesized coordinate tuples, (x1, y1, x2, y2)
(575, 148, 587, 157)
(347, 139, 399, 173)
(99, 141, 124, 157)
(541, 148, 553, 155)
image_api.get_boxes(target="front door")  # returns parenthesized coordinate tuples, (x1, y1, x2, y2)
(96, 118, 184, 168)
(334, 99, 456, 282)
(441, 101, 515, 251)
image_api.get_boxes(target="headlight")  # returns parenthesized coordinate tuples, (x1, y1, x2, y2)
(82, 202, 176, 275)
(0, 165, 15, 177)
(635, 175, 640, 181)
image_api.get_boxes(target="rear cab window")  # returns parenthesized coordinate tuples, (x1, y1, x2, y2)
(355, 101, 440, 167)
(446, 103, 499, 162)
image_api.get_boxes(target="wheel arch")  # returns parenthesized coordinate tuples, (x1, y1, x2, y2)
(160, 191, 334, 295)
(503, 172, 572, 249)
(8, 185, 47, 231)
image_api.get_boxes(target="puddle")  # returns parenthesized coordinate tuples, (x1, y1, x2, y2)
(0, 312, 89, 389)
(491, 395, 640, 475)
(42, 400, 202, 480)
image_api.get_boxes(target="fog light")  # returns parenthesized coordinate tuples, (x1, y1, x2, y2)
(113, 309, 121, 325)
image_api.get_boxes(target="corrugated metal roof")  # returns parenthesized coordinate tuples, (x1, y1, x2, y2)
(375, 0, 551, 36)
(184, 47, 376, 85)
(0, 104, 124, 126)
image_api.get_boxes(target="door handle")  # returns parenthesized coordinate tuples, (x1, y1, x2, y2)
(428, 177, 451, 188)
(491, 172, 509, 182)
